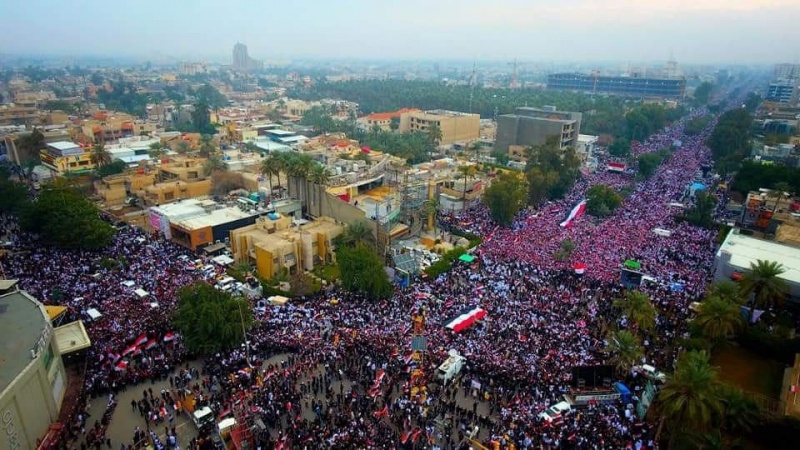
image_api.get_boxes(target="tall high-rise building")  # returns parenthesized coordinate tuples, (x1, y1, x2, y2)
(774, 63, 800, 81)
(231, 42, 263, 71)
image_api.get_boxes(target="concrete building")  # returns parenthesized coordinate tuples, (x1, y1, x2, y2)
(766, 79, 799, 105)
(78, 112, 160, 144)
(39, 141, 96, 176)
(398, 110, 480, 145)
(715, 228, 800, 300)
(547, 73, 686, 99)
(232, 42, 263, 71)
(0, 105, 38, 126)
(774, 63, 800, 80)
(230, 215, 343, 280)
(138, 179, 213, 206)
(495, 106, 582, 161)
(149, 198, 268, 250)
(0, 290, 70, 450)
(3, 127, 72, 165)
(358, 108, 421, 132)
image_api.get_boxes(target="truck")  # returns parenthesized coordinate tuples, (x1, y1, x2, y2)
(191, 406, 215, 430)
(436, 350, 466, 384)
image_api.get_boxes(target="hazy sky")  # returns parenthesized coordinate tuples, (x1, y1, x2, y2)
(3, 0, 799, 64)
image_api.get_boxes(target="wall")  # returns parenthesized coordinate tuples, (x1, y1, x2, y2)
(317, 191, 376, 237)
(212, 216, 260, 243)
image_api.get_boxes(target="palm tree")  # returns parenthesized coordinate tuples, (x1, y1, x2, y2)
(338, 221, 376, 248)
(739, 259, 788, 323)
(427, 123, 443, 146)
(694, 296, 743, 343)
(613, 290, 656, 333)
(286, 153, 314, 205)
(198, 134, 215, 157)
(89, 142, 111, 168)
(457, 165, 478, 207)
(203, 154, 227, 176)
(307, 163, 330, 216)
(605, 330, 643, 376)
(656, 350, 723, 445)
(707, 280, 743, 304)
(717, 385, 760, 433)
(768, 181, 792, 214)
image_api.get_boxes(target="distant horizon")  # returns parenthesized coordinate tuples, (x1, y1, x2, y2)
(3, 0, 799, 67)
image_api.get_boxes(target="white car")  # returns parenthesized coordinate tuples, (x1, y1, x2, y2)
(538, 401, 571, 422)
(633, 364, 667, 383)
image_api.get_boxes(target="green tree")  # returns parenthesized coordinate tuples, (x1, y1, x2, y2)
(656, 350, 723, 443)
(717, 385, 760, 433)
(693, 82, 714, 106)
(427, 123, 443, 146)
(613, 290, 656, 333)
(337, 221, 376, 248)
(768, 181, 792, 214)
(457, 165, 478, 201)
(95, 160, 128, 178)
(684, 191, 717, 229)
(308, 163, 330, 185)
(605, 330, 643, 376)
(203, 154, 228, 176)
(191, 101, 215, 134)
(198, 134, 216, 157)
(739, 259, 788, 323)
(483, 172, 528, 226)
(608, 138, 631, 158)
(337, 243, 392, 300)
(173, 282, 254, 355)
(16, 128, 46, 173)
(389, 117, 400, 132)
(195, 83, 228, 109)
(0, 178, 31, 215)
(707, 109, 752, 176)
(176, 140, 191, 154)
(19, 185, 114, 250)
(694, 296, 743, 343)
(525, 135, 580, 201)
(148, 141, 165, 158)
(89, 142, 111, 168)
(706, 280, 743, 304)
(586, 184, 623, 218)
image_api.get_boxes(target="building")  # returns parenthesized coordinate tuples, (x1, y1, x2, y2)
(547, 73, 686, 99)
(715, 229, 800, 300)
(495, 106, 582, 160)
(358, 108, 421, 132)
(398, 109, 480, 145)
(232, 42, 263, 71)
(149, 198, 267, 250)
(39, 141, 96, 176)
(766, 79, 799, 105)
(774, 63, 800, 81)
(3, 127, 72, 165)
(137, 179, 213, 206)
(79, 112, 159, 144)
(0, 105, 38, 126)
(179, 62, 207, 76)
(0, 288, 86, 450)
(230, 215, 343, 280)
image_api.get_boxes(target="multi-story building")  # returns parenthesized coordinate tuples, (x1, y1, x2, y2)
(179, 62, 207, 76)
(232, 42, 263, 71)
(78, 112, 160, 144)
(137, 179, 213, 206)
(547, 73, 686, 99)
(229, 215, 343, 280)
(0, 105, 38, 126)
(495, 106, 582, 161)
(766, 79, 799, 105)
(39, 141, 95, 176)
(774, 63, 800, 81)
(358, 108, 421, 132)
(398, 109, 480, 145)
(0, 287, 80, 450)
(157, 157, 208, 183)
(3, 127, 72, 165)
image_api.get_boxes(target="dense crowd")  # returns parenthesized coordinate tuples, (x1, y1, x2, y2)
(0, 94, 741, 449)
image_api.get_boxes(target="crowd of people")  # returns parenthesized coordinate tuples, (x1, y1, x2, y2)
(0, 92, 744, 449)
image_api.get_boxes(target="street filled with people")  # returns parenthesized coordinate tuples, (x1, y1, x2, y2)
(0, 93, 740, 450)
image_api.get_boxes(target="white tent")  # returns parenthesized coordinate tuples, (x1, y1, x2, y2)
(652, 228, 672, 237)
(121, 280, 135, 287)
(86, 308, 102, 320)
(134, 288, 149, 298)
(212, 255, 235, 266)
(149, 302, 159, 308)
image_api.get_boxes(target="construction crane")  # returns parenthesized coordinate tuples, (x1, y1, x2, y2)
(508, 59, 519, 90)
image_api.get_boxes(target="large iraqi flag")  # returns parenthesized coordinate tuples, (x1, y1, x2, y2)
(444, 307, 487, 333)
(560, 200, 587, 228)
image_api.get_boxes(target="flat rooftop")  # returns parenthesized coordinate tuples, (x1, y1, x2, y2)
(48, 141, 80, 151)
(266, 129, 296, 136)
(176, 207, 256, 230)
(0, 291, 49, 392)
(718, 230, 800, 285)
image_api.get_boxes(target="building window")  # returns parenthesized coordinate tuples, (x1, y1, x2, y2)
(164, 192, 174, 201)
(43, 344, 54, 370)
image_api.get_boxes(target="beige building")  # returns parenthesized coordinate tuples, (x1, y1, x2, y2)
(0, 105, 38, 126)
(230, 216, 343, 280)
(96, 172, 158, 207)
(3, 128, 73, 165)
(39, 141, 96, 176)
(138, 179, 213, 206)
(358, 108, 421, 132)
(0, 289, 76, 450)
(157, 157, 208, 182)
(398, 109, 480, 145)
(79, 112, 160, 143)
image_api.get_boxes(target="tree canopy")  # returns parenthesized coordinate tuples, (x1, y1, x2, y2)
(173, 282, 254, 355)
(607, 138, 631, 158)
(337, 243, 393, 300)
(483, 171, 528, 227)
(525, 135, 581, 204)
(730, 161, 800, 196)
(683, 191, 717, 229)
(20, 185, 114, 250)
(586, 184, 623, 218)
(637, 148, 672, 179)
(693, 82, 714, 106)
(707, 108, 753, 176)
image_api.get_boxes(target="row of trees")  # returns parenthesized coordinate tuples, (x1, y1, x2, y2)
(730, 161, 800, 196)
(707, 108, 753, 176)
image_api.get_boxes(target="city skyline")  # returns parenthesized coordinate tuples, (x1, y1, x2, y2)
(2, 0, 799, 64)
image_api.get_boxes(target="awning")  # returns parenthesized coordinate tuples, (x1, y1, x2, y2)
(459, 253, 476, 263)
(0, 279, 19, 291)
(624, 260, 641, 270)
(46, 305, 68, 321)
(54, 320, 92, 354)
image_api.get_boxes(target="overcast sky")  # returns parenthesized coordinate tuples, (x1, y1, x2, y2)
(2, 0, 799, 64)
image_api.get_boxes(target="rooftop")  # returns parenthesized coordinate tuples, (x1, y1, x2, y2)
(265, 129, 296, 136)
(48, 141, 80, 151)
(718, 230, 800, 285)
(176, 207, 256, 230)
(0, 290, 49, 393)
(253, 140, 292, 152)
